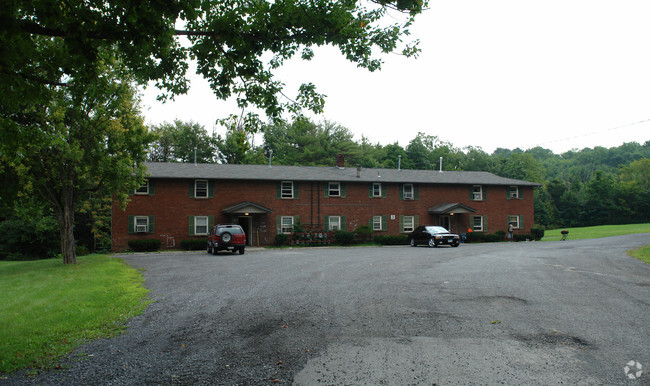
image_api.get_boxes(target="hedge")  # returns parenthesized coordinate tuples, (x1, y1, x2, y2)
(374, 235, 409, 245)
(180, 239, 206, 250)
(127, 239, 161, 252)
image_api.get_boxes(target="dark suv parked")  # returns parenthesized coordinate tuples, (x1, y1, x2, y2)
(207, 224, 246, 254)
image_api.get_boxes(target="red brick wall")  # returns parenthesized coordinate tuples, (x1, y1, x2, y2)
(112, 179, 536, 251)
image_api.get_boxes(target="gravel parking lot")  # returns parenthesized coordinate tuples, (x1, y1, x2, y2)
(8, 234, 650, 385)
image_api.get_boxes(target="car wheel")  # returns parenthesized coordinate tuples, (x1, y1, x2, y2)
(451, 241, 460, 247)
(428, 238, 436, 248)
(239, 247, 245, 255)
(410, 238, 416, 247)
(207, 244, 212, 254)
(212, 246, 219, 255)
(221, 231, 232, 244)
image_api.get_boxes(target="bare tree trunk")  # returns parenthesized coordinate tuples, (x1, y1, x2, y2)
(52, 186, 78, 264)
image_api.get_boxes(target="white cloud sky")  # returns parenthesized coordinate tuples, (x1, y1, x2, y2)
(140, 0, 650, 154)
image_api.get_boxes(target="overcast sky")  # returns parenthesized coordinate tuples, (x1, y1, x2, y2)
(140, 0, 650, 154)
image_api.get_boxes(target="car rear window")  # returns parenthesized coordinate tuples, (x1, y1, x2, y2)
(217, 226, 244, 235)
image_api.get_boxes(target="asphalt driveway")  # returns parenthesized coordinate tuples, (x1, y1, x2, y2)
(9, 234, 650, 384)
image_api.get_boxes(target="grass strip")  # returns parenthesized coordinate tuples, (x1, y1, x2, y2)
(0, 255, 150, 375)
(542, 223, 650, 241)
(629, 245, 650, 264)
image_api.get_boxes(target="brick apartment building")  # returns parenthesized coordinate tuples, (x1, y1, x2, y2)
(111, 158, 541, 251)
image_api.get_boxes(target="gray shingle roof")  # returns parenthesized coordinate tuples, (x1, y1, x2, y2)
(144, 162, 541, 187)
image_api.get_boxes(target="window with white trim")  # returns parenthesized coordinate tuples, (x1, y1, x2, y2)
(403, 184, 414, 200)
(195, 180, 208, 198)
(372, 183, 382, 197)
(328, 216, 342, 231)
(134, 216, 149, 233)
(194, 216, 209, 235)
(472, 216, 484, 231)
(508, 215, 520, 229)
(328, 182, 341, 197)
(281, 181, 294, 199)
(373, 216, 383, 231)
(403, 216, 415, 232)
(135, 180, 149, 195)
(281, 216, 294, 234)
(472, 185, 483, 200)
(508, 186, 519, 199)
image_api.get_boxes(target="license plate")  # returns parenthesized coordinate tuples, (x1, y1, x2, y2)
(227, 246, 234, 250)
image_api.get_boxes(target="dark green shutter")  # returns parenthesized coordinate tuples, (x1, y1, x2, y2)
(189, 216, 195, 236)
(294, 182, 299, 199)
(276, 215, 281, 233)
(341, 183, 346, 198)
(208, 181, 214, 198)
(208, 215, 215, 230)
(324, 183, 330, 198)
(148, 216, 155, 234)
(189, 180, 195, 198)
(519, 215, 524, 229)
(382, 185, 387, 198)
(483, 187, 487, 201)
(399, 185, 404, 200)
(128, 216, 134, 234)
(341, 216, 347, 231)
(294, 216, 299, 230)
(414, 185, 419, 200)
(399, 215, 404, 232)
(368, 184, 373, 198)
(519, 187, 523, 200)
(414, 215, 419, 228)
(483, 215, 488, 232)
(324, 216, 330, 230)
(149, 180, 155, 196)
(382, 215, 387, 231)
(469, 186, 474, 201)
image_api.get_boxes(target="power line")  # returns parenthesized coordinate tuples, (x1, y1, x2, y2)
(535, 117, 650, 148)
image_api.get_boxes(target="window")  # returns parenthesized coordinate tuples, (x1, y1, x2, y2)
(135, 180, 149, 195)
(508, 186, 519, 199)
(372, 183, 382, 197)
(195, 180, 208, 198)
(328, 182, 341, 197)
(403, 184, 414, 200)
(281, 181, 294, 199)
(135, 216, 149, 233)
(328, 216, 342, 231)
(472, 216, 484, 232)
(373, 216, 383, 231)
(508, 215, 522, 229)
(281, 216, 294, 234)
(402, 216, 415, 232)
(194, 216, 209, 235)
(472, 185, 483, 201)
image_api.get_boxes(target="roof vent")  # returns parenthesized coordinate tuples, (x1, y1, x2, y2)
(356, 164, 361, 178)
(439, 156, 443, 173)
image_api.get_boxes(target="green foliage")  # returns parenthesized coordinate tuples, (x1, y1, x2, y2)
(374, 235, 409, 245)
(0, 255, 150, 374)
(0, 200, 60, 260)
(542, 223, 650, 241)
(466, 232, 503, 243)
(180, 239, 207, 251)
(629, 245, 650, 265)
(334, 231, 355, 245)
(513, 233, 534, 242)
(274, 234, 290, 247)
(530, 227, 545, 241)
(149, 120, 218, 163)
(127, 239, 162, 252)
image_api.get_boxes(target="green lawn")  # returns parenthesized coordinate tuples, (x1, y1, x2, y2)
(542, 223, 650, 241)
(0, 255, 150, 375)
(629, 245, 650, 264)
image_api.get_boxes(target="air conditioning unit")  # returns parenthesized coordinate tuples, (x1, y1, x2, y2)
(473, 193, 482, 200)
(136, 225, 148, 233)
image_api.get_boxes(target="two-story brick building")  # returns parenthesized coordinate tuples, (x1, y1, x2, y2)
(111, 158, 541, 251)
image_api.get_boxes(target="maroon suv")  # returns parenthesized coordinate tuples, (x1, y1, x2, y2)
(207, 224, 246, 255)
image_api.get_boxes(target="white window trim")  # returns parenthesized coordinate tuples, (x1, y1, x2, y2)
(403, 184, 414, 200)
(135, 180, 149, 195)
(328, 216, 342, 231)
(509, 186, 519, 199)
(473, 216, 484, 232)
(281, 216, 294, 234)
(373, 216, 382, 231)
(403, 215, 415, 233)
(194, 216, 209, 235)
(329, 182, 341, 197)
(281, 181, 294, 199)
(473, 185, 483, 201)
(195, 180, 208, 198)
(508, 215, 520, 229)
(134, 216, 149, 233)
(372, 183, 382, 198)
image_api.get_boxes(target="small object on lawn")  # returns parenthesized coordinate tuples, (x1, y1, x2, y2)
(561, 230, 569, 241)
